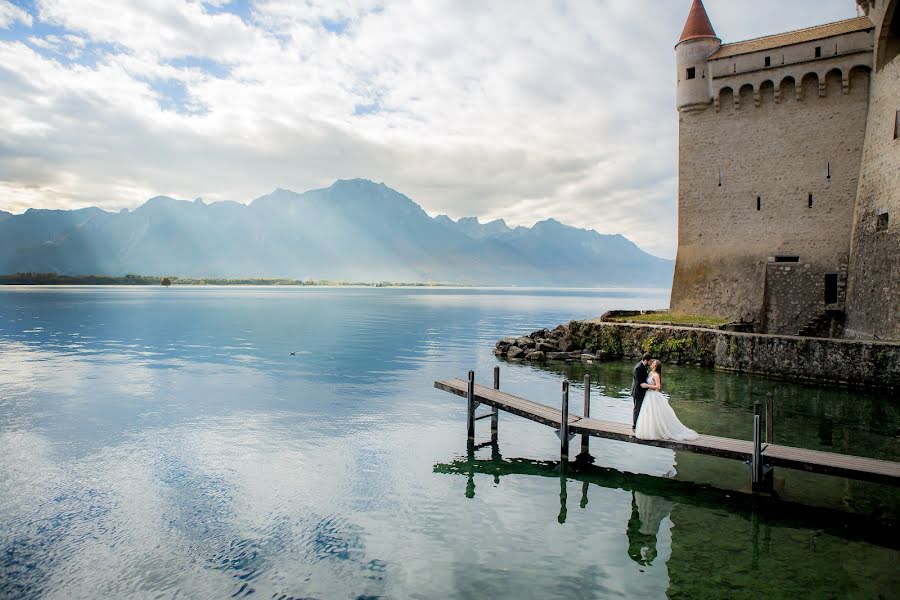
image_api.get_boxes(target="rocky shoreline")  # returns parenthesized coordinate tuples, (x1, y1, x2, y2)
(494, 320, 900, 389)
(494, 325, 608, 363)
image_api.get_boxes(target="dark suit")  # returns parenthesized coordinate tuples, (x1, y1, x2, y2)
(631, 360, 649, 430)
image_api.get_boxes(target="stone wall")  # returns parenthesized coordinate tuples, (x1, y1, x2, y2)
(494, 321, 900, 390)
(671, 62, 872, 326)
(845, 0, 900, 341)
(761, 260, 843, 335)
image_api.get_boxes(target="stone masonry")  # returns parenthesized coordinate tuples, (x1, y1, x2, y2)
(670, 0, 900, 341)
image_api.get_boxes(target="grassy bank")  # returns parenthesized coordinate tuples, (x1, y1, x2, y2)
(604, 311, 731, 328)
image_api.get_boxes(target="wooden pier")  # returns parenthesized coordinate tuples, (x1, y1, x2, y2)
(435, 369, 900, 491)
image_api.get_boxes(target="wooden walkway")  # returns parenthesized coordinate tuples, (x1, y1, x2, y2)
(435, 375, 900, 488)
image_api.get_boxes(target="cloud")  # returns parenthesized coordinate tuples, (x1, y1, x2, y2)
(0, 0, 858, 258)
(0, 1, 32, 28)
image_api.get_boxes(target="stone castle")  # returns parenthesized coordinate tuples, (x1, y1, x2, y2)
(670, 0, 899, 340)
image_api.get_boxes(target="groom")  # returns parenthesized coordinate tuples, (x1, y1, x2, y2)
(631, 353, 653, 431)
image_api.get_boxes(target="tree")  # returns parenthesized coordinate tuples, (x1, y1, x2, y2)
(161, 277, 172, 287)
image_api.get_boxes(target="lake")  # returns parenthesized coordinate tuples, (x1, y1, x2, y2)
(0, 286, 897, 599)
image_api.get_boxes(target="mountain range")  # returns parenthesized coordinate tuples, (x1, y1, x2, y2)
(0, 179, 673, 286)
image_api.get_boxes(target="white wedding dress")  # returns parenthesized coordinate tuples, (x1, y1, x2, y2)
(635, 375, 699, 441)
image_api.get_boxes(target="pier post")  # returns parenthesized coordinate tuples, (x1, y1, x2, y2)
(581, 374, 591, 456)
(560, 380, 570, 461)
(751, 400, 762, 490)
(492, 366, 500, 443)
(751, 400, 773, 493)
(467, 370, 476, 440)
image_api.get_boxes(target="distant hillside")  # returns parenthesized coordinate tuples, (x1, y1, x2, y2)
(0, 179, 673, 287)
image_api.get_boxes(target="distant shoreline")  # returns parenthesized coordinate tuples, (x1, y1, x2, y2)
(0, 273, 461, 287)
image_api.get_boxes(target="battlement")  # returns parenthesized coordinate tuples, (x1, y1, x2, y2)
(711, 62, 872, 112)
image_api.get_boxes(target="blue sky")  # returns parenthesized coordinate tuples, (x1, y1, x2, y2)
(0, 0, 860, 257)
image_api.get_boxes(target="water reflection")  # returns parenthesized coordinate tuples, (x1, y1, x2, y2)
(435, 453, 900, 599)
(627, 491, 672, 566)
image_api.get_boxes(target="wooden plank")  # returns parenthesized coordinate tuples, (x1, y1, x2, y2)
(434, 377, 900, 486)
(436, 379, 581, 428)
(763, 444, 900, 485)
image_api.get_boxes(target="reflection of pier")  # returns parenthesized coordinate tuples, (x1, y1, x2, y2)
(433, 452, 899, 550)
(434, 370, 900, 492)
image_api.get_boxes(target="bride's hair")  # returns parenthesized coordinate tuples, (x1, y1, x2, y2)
(652, 360, 662, 378)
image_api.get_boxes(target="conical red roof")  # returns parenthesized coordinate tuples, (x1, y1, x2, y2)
(678, 0, 718, 44)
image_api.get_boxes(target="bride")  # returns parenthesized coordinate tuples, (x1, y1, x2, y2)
(635, 360, 699, 441)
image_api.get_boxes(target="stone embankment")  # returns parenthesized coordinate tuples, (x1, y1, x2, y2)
(494, 320, 900, 390)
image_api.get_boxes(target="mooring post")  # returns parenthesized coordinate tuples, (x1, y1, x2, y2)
(581, 374, 591, 456)
(491, 366, 500, 442)
(560, 380, 570, 461)
(467, 370, 476, 439)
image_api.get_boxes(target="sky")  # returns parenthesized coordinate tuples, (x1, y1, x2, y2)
(0, 0, 860, 258)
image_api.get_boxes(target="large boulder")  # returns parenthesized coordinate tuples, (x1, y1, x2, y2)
(536, 340, 556, 353)
(558, 338, 577, 352)
(527, 351, 546, 361)
(516, 337, 536, 350)
(507, 346, 526, 359)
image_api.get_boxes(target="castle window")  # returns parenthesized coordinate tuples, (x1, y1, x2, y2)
(687, 67, 696, 80)
(815, 46, 822, 58)
(765, 56, 771, 67)
(894, 109, 899, 139)
(877, 213, 889, 232)
(774, 256, 800, 263)
(808, 193, 814, 208)
(827, 162, 832, 181)
(824, 274, 839, 305)
(718, 170, 724, 187)
(757, 196, 761, 211)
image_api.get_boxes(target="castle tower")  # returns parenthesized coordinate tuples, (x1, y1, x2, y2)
(670, 0, 877, 333)
(675, 0, 721, 112)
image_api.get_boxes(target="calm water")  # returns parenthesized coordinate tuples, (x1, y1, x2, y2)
(0, 286, 897, 600)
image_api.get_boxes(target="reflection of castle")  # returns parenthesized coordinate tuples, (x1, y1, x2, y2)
(671, 0, 899, 340)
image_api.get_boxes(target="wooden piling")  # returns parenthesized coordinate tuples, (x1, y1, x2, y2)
(581, 374, 591, 456)
(467, 370, 475, 439)
(492, 366, 500, 442)
(560, 380, 570, 460)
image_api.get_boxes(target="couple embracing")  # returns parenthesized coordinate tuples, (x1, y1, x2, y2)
(630, 353, 698, 441)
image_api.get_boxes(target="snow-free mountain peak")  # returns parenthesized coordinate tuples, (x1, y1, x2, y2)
(0, 179, 673, 286)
